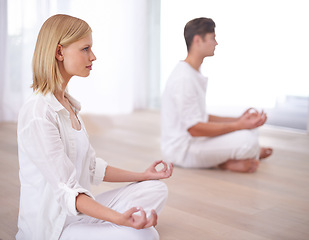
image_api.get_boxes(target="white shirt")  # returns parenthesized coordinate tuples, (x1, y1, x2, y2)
(16, 92, 108, 240)
(63, 127, 90, 227)
(161, 61, 208, 166)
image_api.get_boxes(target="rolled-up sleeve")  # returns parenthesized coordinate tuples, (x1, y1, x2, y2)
(57, 182, 94, 215)
(88, 145, 108, 185)
(91, 157, 108, 185)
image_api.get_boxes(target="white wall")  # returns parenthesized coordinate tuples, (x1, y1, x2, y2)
(1, 0, 160, 121)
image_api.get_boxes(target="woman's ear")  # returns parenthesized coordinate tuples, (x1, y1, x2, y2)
(55, 44, 64, 61)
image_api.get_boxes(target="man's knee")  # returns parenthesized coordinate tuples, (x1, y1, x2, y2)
(234, 132, 259, 159)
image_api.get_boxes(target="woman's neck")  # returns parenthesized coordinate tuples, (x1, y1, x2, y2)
(54, 80, 69, 102)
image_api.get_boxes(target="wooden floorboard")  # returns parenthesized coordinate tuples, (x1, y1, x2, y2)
(0, 111, 308, 240)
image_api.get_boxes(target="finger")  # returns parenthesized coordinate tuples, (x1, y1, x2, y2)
(260, 113, 267, 122)
(161, 163, 173, 178)
(252, 111, 263, 121)
(264, 113, 268, 123)
(260, 113, 266, 122)
(124, 207, 140, 217)
(245, 107, 258, 115)
(255, 117, 264, 127)
(164, 163, 173, 177)
(249, 112, 259, 119)
(131, 209, 148, 229)
(151, 210, 158, 227)
(152, 160, 163, 169)
(244, 108, 252, 115)
(139, 208, 147, 224)
(145, 210, 158, 228)
(159, 161, 168, 172)
(250, 108, 258, 114)
(256, 114, 266, 127)
(169, 163, 174, 176)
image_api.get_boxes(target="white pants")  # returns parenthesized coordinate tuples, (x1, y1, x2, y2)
(181, 129, 260, 168)
(60, 180, 168, 240)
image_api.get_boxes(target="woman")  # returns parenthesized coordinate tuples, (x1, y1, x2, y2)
(16, 14, 173, 240)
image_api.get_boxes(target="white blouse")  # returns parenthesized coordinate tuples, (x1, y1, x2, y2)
(16, 92, 108, 240)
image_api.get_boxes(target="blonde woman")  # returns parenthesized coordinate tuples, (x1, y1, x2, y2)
(16, 14, 173, 240)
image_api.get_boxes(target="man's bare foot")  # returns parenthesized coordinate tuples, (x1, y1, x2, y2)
(219, 159, 259, 173)
(259, 147, 273, 160)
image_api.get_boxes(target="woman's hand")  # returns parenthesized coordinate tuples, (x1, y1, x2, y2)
(120, 207, 158, 229)
(144, 160, 173, 180)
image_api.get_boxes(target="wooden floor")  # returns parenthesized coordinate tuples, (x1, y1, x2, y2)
(1, 111, 309, 240)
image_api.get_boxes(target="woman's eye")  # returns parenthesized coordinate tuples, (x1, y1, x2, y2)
(83, 47, 89, 51)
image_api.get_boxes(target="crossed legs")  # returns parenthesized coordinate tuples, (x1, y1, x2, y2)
(218, 147, 273, 173)
(183, 129, 273, 173)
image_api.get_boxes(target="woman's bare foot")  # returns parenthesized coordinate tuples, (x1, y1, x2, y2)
(219, 159, 259, 173)
(259, 147, 273, 160)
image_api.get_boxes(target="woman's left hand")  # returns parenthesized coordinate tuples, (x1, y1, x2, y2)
(144, 160, 173, 180)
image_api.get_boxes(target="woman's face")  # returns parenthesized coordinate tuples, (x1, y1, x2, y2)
(59, 33, 96, 80)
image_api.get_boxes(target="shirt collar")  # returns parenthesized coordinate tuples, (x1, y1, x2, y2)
(64, 92, 81, 113)
(43, 91, 81, 113)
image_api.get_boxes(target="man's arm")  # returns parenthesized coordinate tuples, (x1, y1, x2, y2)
(208, 114, 238, 123)
(188, 109, 267, 137)
(188, 121, 239, 137)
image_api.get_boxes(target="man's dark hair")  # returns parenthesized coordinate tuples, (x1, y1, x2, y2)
(184, 17, 216, 52)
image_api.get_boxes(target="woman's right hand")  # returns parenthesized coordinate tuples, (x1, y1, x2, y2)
(120, 207, 158, 229)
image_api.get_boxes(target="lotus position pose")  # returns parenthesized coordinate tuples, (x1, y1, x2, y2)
(17, 14, 173, 240)
(161, 17, 272, 173)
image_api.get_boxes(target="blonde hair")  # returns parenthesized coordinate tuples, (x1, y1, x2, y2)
(32, 14, 92, 94)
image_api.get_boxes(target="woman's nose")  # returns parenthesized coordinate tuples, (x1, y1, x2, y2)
(90, 50, 96, 61)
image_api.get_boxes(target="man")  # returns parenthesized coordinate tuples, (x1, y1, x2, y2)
(161, 17, 272, 173)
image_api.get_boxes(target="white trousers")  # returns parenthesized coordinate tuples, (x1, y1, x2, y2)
(60, 180, 168, 240)
(181, 129, 260, 168)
